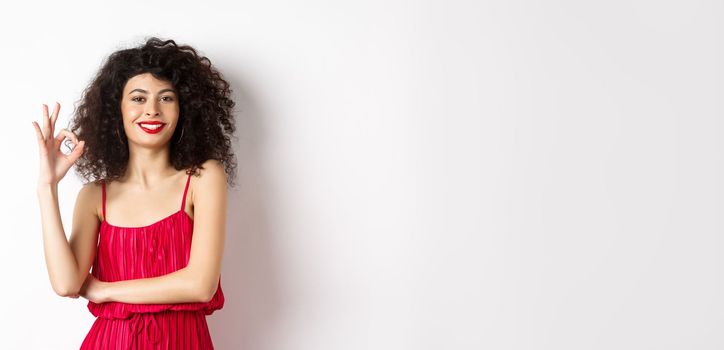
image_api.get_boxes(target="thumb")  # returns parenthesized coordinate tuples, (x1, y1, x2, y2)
(68, 141, 85, 162)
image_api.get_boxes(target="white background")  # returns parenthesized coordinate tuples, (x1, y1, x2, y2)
(1, 0, 723, 349)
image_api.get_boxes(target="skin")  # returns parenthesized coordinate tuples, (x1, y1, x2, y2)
(33, 73, 226, 304)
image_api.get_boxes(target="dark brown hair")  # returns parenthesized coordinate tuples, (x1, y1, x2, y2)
(68, 37, 238, 187)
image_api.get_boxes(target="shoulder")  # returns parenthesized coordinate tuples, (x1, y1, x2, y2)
(76, 180, 104, 220)
(193, 159, 227, 184)
(190, 160, 228, 204)
(199, 159, 225, 175)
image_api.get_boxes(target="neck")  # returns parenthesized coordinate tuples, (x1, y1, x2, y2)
(122, 143, 177, 190)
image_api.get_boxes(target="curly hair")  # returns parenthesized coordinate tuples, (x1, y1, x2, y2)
(68, 37, 238, 187)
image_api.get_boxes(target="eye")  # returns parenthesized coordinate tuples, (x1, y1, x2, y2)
(161, 96, 175, 102)
(131, 96, 145, 102)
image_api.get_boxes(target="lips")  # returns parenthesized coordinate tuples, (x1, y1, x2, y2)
(137, 122, 166, 134)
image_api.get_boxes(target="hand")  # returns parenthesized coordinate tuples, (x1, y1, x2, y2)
(32, 102, 85, 187)
(79, 274, 109, 303)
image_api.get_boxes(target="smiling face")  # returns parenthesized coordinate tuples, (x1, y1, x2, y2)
(120, 73, 180, 148)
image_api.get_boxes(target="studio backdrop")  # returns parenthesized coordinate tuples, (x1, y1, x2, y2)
(1, 0, 722, 349)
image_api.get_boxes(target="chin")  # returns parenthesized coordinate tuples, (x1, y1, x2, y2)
(128, 138, 171, 149)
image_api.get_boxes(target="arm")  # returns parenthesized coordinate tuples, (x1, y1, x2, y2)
(38, 182, 100, 297)
(84, 160, 227, 304)
(33, 102, 95, 298)
(37, 184, 77, 296)
(90, 264, 217, 304)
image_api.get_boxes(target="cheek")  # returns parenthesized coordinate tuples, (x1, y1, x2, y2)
(121, 105, 143, 120)
(163, 105, 180, 121)
(164, 103, 180, 113)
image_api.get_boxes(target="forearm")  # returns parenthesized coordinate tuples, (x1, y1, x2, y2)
(101, 267, 214, 304)
(37, 184, 82, 296)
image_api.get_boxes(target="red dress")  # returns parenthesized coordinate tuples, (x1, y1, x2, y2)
(80, 173, 225, 349)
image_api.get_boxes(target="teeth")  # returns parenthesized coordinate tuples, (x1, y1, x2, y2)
(140, 124, 163, 130)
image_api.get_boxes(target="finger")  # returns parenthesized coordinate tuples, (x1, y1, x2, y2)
(52, 102, 60, 120)
(55, 128, 80, 147)
(68, 141, 85, 162)
(31, 121, 45, 144)
(42, 104, 50, 138)
(50, 102, 60, 129)
(32, 121, 51, 156)
(71, 139, 80, 155)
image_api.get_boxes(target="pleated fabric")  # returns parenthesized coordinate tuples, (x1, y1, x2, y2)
(80, 310, 214, 350)
(80, 173, 224, 349)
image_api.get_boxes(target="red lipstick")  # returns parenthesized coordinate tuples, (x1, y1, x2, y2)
(137, 121, 166, 134)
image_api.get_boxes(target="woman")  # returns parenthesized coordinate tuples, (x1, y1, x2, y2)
(33, 37, 237, 349)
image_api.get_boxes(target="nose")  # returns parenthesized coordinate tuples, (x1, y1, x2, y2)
(145, 101, 160, 117)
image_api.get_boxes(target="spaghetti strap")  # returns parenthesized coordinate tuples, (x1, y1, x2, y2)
(181, 173, 191, 211)
(101, 180, 107, 220)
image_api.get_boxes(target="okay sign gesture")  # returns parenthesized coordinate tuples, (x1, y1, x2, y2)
(32, 102, 85, 187)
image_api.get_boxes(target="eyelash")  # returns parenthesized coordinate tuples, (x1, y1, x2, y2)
(131, 96, 174, 102)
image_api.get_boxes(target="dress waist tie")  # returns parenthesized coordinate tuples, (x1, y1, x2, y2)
(128, 312, 161, 349)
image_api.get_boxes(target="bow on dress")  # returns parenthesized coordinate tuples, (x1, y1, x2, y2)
(128, 312, 161, 349)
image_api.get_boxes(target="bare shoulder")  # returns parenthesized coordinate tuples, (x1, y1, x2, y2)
(190, 160, 228, 206)
(75, 180, 103, 222)
(197, 159, 226, 178)
(192, 159, 227, 185)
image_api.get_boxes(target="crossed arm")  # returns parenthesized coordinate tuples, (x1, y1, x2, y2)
(82, 263, 221, 304)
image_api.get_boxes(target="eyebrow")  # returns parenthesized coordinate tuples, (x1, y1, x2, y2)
(128, 88, 177, 95)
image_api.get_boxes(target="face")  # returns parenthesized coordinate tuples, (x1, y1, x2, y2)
(120, 73, 180, 148)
